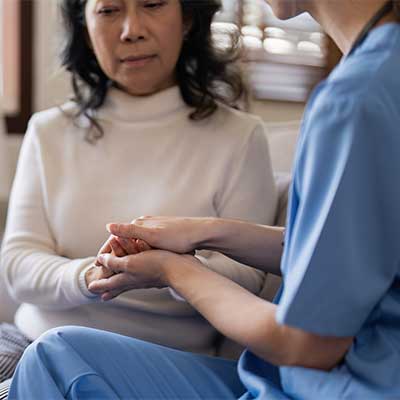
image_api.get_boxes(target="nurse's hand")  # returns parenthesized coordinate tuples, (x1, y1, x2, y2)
(106, 216, 210, 254)
(89, 251, 198, 301)
(87, 235, 147, 291)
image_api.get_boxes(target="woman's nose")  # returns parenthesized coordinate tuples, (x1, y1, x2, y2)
(120, 11, 146, 42)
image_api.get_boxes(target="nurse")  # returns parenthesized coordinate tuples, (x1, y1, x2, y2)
(8, 0, 400, 398)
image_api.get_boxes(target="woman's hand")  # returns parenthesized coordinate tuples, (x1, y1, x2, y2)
(85, 264, 115, 291)
(89, 250, 198, 301)
(88, 235, 151, 292)
(94, 232, 151, 266)
(106, 216, 210, 254)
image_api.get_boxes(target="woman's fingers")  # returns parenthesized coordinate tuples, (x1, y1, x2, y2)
(98, 236, 113, 255)
(117, 237, 140, 255)
(97, 254, 130, 274)
(98, 265, 114, 279)
(109, 237, 127, 257)
(136, 239, 152, 252)
(95, 235, 114, 266)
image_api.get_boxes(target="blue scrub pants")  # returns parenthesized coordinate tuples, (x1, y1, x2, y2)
(9, 326, 246, 399)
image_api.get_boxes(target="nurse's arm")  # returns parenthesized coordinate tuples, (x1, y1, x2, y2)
(96, 251, 353, 371)
(166, 256, 354, 371)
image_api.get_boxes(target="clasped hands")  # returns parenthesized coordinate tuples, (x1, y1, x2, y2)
(85, 217, 204, 301)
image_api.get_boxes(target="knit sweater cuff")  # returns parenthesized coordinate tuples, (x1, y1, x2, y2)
(61, 257, 99, 305)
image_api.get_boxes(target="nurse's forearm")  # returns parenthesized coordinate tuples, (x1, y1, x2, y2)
(196, 218, 284, 276)
(166, 258, 353, 371)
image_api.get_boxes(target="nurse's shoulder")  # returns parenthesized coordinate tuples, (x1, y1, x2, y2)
(301, 50, 400, 154)
(324, 23, 400, 108)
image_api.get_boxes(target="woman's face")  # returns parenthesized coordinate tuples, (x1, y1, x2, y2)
(85, 0, 185, 96)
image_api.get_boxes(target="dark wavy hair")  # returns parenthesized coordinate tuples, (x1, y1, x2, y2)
(60, 0, 247, 142)
(393, 0, 400, 18)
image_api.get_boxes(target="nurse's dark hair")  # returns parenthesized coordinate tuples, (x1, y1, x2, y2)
(60, 0, 247, 142)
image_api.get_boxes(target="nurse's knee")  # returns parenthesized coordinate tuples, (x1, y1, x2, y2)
(40, 325, 90, 343)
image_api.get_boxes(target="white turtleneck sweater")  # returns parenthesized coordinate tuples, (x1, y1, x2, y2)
(1, 87, 277, 355)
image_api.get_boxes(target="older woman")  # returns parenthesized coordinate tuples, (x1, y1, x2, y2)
(10, 0, 400, 399)
(0, 0, 277, 387)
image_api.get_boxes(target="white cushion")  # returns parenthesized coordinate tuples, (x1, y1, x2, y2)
(265, 120, 300, 173)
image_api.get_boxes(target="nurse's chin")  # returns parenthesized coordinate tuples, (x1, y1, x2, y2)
(267, 1, 306, 21)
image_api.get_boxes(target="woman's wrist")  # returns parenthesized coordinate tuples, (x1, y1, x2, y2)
(80, 265, 99, 298)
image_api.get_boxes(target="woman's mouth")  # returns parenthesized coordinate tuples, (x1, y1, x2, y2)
(120, 55, 157, 68)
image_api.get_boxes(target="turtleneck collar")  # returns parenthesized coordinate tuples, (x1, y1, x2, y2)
(97, 85, 187, 123)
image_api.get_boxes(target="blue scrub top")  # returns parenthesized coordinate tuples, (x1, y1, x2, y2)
(239, 23, 400, 399)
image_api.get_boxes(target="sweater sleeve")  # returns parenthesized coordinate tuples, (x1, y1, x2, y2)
(202, 122, 278, 293)
(1, 117, 99, 310)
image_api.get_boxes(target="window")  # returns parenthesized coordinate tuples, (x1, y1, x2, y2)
(213, 0, 341, 102)
(0, 0, 20, 114)
(0, 0, 34, 134)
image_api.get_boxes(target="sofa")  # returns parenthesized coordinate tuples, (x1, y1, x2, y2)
(0, 107, 18, 325)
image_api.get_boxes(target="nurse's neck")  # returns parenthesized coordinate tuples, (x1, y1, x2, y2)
(310, 1, 398, 54)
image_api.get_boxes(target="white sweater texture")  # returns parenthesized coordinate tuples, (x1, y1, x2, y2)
(1, 86, 277, 354)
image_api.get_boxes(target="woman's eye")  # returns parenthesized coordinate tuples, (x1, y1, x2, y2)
(98, 7, 119, 16)
(144, 1, 165, 9)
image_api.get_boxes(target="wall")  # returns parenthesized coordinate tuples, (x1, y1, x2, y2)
(34, 0, 70, 112)
(251, 99, 304, 123)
